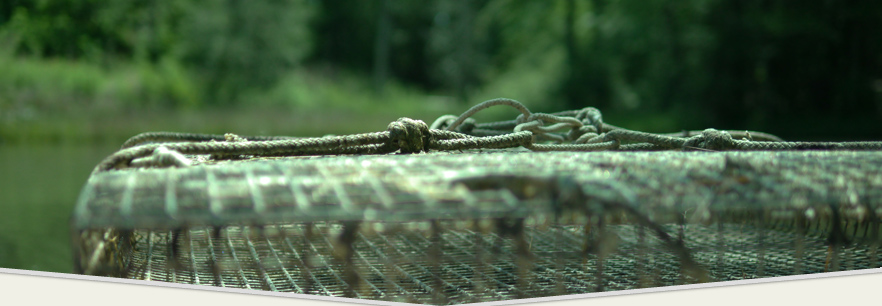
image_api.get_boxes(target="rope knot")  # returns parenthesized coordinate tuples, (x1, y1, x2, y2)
(387, 117, 431, 153)
(683, 129, 736, 151)
(576, 107, 604, 132)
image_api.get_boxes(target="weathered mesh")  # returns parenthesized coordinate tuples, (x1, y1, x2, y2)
(72, 149, 882, 305)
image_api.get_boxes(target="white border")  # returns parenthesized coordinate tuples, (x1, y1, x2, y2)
(2, 267, 880, 305)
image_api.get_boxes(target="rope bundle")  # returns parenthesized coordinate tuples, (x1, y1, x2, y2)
(96, 98, 882, 173)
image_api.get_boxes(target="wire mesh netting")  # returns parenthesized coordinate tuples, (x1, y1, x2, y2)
(72, 149, 882, 304)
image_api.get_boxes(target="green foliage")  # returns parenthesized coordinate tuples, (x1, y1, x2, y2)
(427, 0, 488, 101)
(178, 0, 316, 104)
(0, 0, 880, 138)
(92, 0, 187, 62)
(0, 54, 200, 120)
(0, 0, 131, 59)
(703, 0, 882, 131)
(255, 67, 457, 119)
(1, 0, 316, 106)
(574, 0, 717, 113)
(310, 0, 436, 91)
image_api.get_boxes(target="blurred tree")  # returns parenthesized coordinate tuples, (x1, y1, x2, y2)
(385, 2, 436, 90)
(562, 0, 605, 109)
(428, 0, 488, 102)
(178, 0, 315, 105)
(95, 0, 185, 63)
(0, 0, 133, 60)
(562, 0, 713, 113)
(704, 0, 882, 133)
(310, 0, 379, 73)
(0, 0, 188, 66)
(310, 0, 435, 91)
(546, 0, 881, 138)
(0, 0, 879, 139)
(373, 0, 391, 93)
(472, 0, 575, 111)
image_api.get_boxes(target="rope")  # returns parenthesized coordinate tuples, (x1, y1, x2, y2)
(97, 117, 530, 172)
(101, 98, 882, 173)
(120, 132, 300, 149)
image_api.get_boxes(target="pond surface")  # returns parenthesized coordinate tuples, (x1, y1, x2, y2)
(0, 143, 118, 273)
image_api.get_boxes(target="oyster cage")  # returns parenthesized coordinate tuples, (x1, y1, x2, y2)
(71, 150, 882, 305)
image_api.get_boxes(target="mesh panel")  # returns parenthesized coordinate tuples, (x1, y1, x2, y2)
(83, 222, 878, 304)
(72, 150, 882, 304)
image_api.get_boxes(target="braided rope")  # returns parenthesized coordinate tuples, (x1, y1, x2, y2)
(102, 98, 882, 173)
(120, 131, 302, 149)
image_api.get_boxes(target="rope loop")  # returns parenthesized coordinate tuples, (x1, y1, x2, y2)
(445, 98, 531, 132)
(429, 115, 458, 130)
(457, 118, 477, 134)
(569, 126, 599, 143)
(430, 115, 476, 134)
(387, 117, 431, 154)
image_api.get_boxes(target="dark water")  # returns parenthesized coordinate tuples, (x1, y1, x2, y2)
(0, 143, 118, 273)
